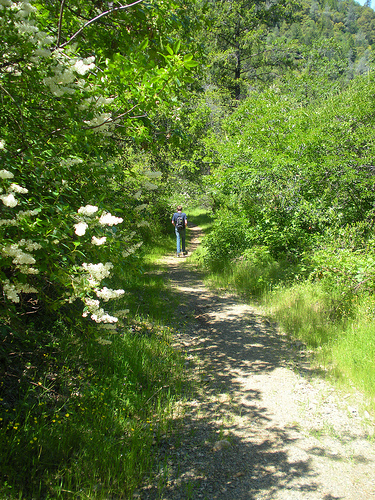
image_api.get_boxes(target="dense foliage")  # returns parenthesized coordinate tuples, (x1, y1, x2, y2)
(1, 0, 375, 497)
(0, 0, 201, 332)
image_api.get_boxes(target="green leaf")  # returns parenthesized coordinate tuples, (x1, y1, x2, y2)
(173, 40, 181, 54)
(183, 60, 199, 69)
(139, 38, 149, 51)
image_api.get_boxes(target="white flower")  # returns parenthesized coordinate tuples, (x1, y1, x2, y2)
(84, 113, 112, 129)
(74, 222, 88, 236)
(0, 193, 18, 207)
(33, 48, 51, 58)
(78, 204, 98, 216)
(95, 287, 124, 302)
(82, 262, 113, 285)
(74, 57, 95, 75)
(9, 183, 28, 194)
(96, 96, 115, 106)
(13, 251, 36, 265)
(91, 312, 118, 323)
(2, 279, 37, 303)
(18, 265, 39, 274)
(0, 219, 17, 226)
(17, 209, 39, 218)
(0, 169, 14, 179)
(98, 212, 123, 226)
(0, 139, 5, 149)
(91, 236, 106, 246)
(84, 297, 100, 309)
(18, 239, 42, 251)
(60, 157, 83, 167)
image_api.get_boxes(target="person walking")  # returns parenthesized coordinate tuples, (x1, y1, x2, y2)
(171, 205, 188, 257)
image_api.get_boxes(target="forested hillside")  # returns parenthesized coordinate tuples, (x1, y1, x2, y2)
(1, 0, 374, 498)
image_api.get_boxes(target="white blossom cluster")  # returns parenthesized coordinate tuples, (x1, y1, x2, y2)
(122, 241, 143, 258)
(98, 212, 123, 226)
(0, 193, 18, 207)
(95, 286, 124, 302)
(2, 279, 37, 303)
(18, 239, 42, 251)
(74, 222, 88, 236)
(60, 157, 84, 168)
(0, 169, 28, 208)
(0, 169, 13, 179)
(82, 296, 119, 324)
(1, 1, 53, 69)
(2, 3, 116, 136)
(131, 171, 162, 201)
(70, 264, 125, 323)
(78, 204, 99, 216)
(1, 242, 40, 275)
(73, 206, 123, 239)
(91, 236, 106, 246)
(0, 208, 39, 227)
(84, 112, 115, 135)
(81, 262, 113, 287)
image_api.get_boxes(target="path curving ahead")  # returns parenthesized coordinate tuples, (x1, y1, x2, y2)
(140, 224, 375, 500)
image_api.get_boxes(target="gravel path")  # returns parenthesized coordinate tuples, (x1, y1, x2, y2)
(139, 224, 375, 500)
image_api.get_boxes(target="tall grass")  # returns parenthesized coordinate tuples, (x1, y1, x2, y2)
(263, 283, 375, 404)
(0, 238, 187, 499)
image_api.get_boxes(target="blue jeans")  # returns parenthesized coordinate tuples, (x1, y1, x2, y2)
(175, 227, 185, 254)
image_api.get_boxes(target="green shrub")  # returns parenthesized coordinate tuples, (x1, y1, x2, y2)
(203, 210, 250, 269)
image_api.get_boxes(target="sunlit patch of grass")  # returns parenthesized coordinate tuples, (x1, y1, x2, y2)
(262, 282, 347, 347)
(143, 232, 176, 263)
(329, 297, 375, 408)
(187, 207, 213, 234)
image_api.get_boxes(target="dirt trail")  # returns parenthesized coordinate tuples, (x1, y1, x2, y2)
(139, 224, 375, 500)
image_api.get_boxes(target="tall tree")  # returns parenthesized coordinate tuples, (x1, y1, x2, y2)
(204, 0, 299, 100)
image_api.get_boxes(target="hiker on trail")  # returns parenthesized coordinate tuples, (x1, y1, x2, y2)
(171, 205, 188, 257)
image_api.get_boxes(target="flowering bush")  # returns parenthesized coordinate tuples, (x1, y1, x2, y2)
(0, 0, 200, 331)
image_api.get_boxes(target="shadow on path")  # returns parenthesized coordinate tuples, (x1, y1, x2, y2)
(140, 225, 374, 500)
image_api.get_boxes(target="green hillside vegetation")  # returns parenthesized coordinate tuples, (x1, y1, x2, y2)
(1, 0, 375, 497)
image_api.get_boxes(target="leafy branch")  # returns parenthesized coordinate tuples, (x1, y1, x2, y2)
(56, 0, 145, 49)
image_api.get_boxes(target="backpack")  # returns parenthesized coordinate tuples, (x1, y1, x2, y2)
(175, 214, 184, 230)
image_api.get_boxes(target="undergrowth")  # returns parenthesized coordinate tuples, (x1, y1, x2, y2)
(0, 235, 188, 499)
